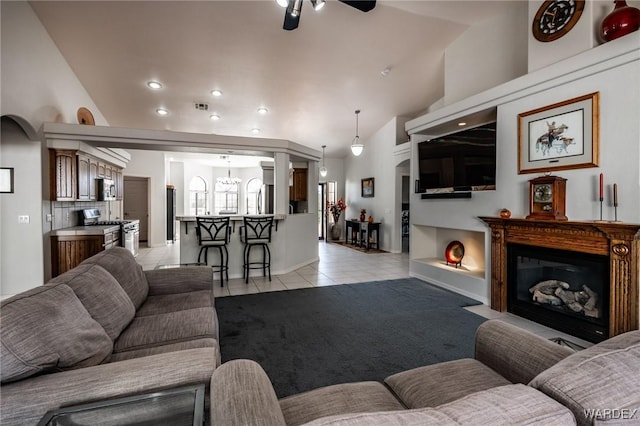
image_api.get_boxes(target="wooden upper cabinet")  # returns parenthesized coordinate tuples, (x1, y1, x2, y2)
(97, 162, 106, 178)
(289, 169, 308, 202)
(51, 149, 121, 201)
(50, 149, 76, 201)
(89, 157, 99, 200)
(115, 168, 124, 200)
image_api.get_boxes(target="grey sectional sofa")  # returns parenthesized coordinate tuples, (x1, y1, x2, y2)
(1, 247, 219, 425)
(211, 320, 640, 425)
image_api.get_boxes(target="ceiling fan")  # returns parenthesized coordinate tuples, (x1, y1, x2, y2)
(277, 0, 376, 31)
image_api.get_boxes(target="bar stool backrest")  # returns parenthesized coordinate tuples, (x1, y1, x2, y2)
(196, 216, 231, 245)
(241, 216, 273, 244)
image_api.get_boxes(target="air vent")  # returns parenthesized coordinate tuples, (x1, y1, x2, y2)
(194, 103, 209, 111)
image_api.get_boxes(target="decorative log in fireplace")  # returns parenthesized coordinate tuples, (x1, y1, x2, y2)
(480, 217, 639, 338)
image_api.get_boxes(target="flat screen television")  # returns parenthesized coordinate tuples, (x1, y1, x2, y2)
(417, 122, 496, 193)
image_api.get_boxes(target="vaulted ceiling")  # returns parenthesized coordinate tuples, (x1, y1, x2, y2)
(30, 1, 516, 157)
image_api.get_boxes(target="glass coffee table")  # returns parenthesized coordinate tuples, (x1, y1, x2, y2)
(37, 384, 205, 426)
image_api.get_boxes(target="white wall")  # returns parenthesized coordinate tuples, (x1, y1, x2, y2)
(344, 117, 401, 252)
(0, 2, 107, 295)
(124, 150, 167, 247)
(444, 2, 528, 105)
(407, 36, 640, 302)
(0, 119, 44, 295)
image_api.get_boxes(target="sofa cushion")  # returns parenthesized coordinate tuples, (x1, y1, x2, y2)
(530, 330, 640, 426)
(280, 382, 405, 426)
(113, 308, 217, 353)
(48, 263, 135, 340)
(304, 384, 575, 426)
(303, 409, 456, 426)
(384, 358, 511, 408)
(108, 338, 220, 366)
(437, 384, 575, 425)
(0, 283, 112, 383)
(80, 247, 149, 309)
(136, 290, 213, 317)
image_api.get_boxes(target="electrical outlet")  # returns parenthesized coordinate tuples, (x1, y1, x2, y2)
(18, 215, 30, 224)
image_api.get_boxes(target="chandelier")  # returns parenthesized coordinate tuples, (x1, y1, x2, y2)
(217, 156, 241, 192)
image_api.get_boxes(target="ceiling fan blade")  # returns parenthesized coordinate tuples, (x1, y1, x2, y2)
(338, 0, 376, 12)
(283, 0, 302, 31)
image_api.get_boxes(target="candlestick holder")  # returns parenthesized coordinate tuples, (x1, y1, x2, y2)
(595, 198, 606, 222)
(600, 198, 604, 221)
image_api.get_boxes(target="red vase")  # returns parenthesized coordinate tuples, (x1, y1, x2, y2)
(600, 0, 640, 42)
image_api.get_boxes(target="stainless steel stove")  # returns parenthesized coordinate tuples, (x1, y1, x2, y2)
(82, 209, 140, 257)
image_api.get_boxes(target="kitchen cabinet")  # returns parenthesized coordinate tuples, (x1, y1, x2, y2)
(115, 168, 124, 200)
(289, 169, 308, 202)
(50, 230, 120, 277)
(51, 235, 103, 277)
(50, 149, 121, 202)
(49, 149, 77, 201)
(77, 154, 100, 201)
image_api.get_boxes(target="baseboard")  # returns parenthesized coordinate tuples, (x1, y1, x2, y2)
(272, 257, 320, 276)
(410, 271, 489, 305)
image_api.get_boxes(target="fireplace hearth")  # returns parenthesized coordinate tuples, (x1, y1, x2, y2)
(480, 217, 639, 341)
(508, 243, 609, 342)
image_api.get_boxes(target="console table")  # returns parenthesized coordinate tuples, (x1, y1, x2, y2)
(345, 220, 380, 250)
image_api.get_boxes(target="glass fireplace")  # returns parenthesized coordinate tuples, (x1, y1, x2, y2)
(507, 243, 609, 343)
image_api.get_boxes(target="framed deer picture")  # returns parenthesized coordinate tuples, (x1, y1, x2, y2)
(518, 92, 599, 174)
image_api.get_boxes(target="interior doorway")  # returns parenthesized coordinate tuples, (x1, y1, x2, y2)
(124, 177, 149, 242)
(318, 183, 327, 240)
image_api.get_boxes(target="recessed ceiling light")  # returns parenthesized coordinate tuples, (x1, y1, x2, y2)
(147, 80, 163, 89)
(211, 89, 223, 97)
(156, 108, 169, 116)
(381, 67, 391, 77)
(458, 122, 467, 126)
(276, 0, 288, 7)
(251, 128, 261, 134)
(209, 114, 221, 121)
(257, 107, 269, 114)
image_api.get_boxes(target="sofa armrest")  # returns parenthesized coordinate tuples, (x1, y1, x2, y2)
(0, 348, 216, 426)
(211, 359, 287, 426)
(474, 319, 575, 384)
(144, 266, 213, 296)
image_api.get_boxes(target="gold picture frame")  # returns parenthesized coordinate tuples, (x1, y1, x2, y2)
(518, 92, 599, 174)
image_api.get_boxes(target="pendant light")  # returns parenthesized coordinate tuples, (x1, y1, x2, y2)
(350, 109, 364, 156)
(216, 156, 241, 192)
(320, 145, 328, 177)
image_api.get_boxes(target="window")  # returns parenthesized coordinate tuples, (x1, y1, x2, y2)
(189, 176, 208, 216)
(246, 178, 263, 215)
(327, 180, 337, 205)
(214, 181, 239, 214)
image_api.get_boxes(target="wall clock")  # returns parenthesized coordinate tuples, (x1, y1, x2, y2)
(532, 0, 585, 42)
(526, 175, 568, 220)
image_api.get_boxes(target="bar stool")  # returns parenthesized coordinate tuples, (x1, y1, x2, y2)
(196, 216, 231, 286)
(239, 216, 273, 284)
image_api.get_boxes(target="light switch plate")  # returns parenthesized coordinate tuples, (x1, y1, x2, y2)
(18, 215, 30, 224)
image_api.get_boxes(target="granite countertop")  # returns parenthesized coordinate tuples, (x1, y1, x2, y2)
(50, 224, 121, 236)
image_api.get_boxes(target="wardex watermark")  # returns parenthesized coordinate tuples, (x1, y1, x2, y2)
(584, 408, 639, 421)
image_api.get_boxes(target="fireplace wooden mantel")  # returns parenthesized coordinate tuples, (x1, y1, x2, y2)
(479, 217, 640, 337)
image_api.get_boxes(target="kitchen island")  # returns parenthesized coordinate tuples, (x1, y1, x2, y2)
(176, 213, 318, 281)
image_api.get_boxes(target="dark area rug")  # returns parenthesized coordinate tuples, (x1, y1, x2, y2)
(217, 278, 486, 398)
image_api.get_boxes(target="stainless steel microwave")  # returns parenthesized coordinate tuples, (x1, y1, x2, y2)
(97, 178, 116, 201)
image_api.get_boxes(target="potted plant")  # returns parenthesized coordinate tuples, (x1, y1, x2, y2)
(327, 198, 347, 240)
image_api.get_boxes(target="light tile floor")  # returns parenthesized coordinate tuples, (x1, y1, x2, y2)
(136, 240, 593, 348)
(136, 240, 411, 298)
